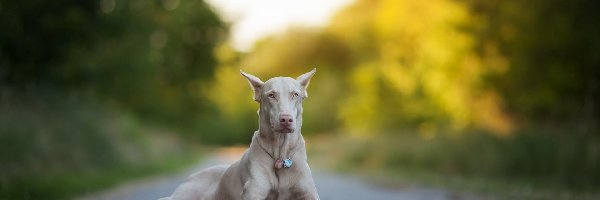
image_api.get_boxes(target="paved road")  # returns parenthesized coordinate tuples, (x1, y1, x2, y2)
(77, 148, 479, 200)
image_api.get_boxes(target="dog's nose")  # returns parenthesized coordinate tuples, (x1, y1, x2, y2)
(279, 114, 293, 126)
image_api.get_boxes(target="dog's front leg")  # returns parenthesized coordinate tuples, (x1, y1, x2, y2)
(241, 177, 271, 200)
(290, 163, 320, 200)
(291, 180, 319, 200)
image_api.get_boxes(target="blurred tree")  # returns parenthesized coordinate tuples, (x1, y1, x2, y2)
(209, 0, 512, 137)
(464, 0, 600, 130)
(1, 1, 226, 197)
(0, 0, 225, 133)
(0, 0, 99, 87)
(329, 0, 513, 135)
(209, 0, 599, 137)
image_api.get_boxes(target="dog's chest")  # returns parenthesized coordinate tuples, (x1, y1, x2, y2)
(264, 168, 301, 199)
(265, 187, 295, 200)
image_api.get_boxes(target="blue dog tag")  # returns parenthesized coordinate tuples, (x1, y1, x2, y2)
(283, 159, 293, 168)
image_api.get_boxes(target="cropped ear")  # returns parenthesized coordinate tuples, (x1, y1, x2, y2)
(296, 68, 316, 98)
(240, 70, 264, 102)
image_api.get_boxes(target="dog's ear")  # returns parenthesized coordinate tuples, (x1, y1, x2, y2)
(241, 70, 264, 102)
(296, 68, 316, 98)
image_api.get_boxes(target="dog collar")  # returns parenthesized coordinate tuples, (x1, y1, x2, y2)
(283, 159, 293, 168)
(275, 158, 293, 169)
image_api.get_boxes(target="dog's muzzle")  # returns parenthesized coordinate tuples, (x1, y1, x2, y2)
(276, 114, 295, 133)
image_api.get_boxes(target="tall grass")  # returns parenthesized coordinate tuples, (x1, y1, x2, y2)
(0, 90, 195, 199)
(309, 129, 600, 197)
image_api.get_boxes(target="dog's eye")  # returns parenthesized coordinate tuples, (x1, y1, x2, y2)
(293, 92, 299, 98)
(268, 93, 276, 99)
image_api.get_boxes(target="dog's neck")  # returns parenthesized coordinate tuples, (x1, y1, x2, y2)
(256, 106, 303, 160)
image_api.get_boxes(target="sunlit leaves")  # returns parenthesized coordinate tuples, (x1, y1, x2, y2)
(209, 0, 598, 138)
(338, 65, 382, 135)
(329, 0, 512, 134)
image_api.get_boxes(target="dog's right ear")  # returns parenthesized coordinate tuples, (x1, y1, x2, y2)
(240, 70, 264, 102)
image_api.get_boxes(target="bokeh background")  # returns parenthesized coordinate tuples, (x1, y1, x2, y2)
(1, 0, 599, 199)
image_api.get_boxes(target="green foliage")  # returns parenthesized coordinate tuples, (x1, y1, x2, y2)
(0, 90, 193, 199)
(0, 1, 227, 197)
(0, 0, 99, 85)
(2, 154, 195, 200)
(464, 0, 600, 126)
(311, 129, 600, 195)
(210, 0, 599, 137)
(0, 0, 225, 133)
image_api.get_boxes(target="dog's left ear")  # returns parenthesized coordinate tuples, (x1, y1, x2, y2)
(296, 68, 316, 98)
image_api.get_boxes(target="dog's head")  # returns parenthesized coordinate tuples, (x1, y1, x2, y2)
(241, 69, 316, 134)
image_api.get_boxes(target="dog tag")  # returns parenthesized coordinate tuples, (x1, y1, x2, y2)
(283, 159, 293, 168)
(275, 159, 284, 169)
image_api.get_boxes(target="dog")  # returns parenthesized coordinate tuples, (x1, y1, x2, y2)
(160, 69, 320, 200)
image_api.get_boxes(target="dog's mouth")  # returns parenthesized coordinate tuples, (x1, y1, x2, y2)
(274, 127, 294, 134)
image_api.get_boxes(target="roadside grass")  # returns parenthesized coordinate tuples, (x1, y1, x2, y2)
(0, 92, 202, 200)
(2, 153, 199, 200)
(307, 130, 600, 200)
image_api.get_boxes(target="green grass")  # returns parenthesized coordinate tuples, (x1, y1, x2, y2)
(308, 130, 600, 200)
(0, 92, 202, 200)
(1, 153, 198, 200)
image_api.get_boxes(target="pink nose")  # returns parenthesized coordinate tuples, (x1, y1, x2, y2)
(279, 114, 293, 126)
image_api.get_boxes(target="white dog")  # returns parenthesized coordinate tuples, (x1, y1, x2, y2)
(160, 69, 319, 200)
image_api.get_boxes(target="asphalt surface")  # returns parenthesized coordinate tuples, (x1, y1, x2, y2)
(77, 148, 478, 200)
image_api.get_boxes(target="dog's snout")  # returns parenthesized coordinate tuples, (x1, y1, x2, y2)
(279, 114, 293, 126)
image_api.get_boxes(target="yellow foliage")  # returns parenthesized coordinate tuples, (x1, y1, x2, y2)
(338, 65, 381, 136)
(208, 0, 515, 136)
(329, 0, 512, 134)
(205, 65, 256, 119)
